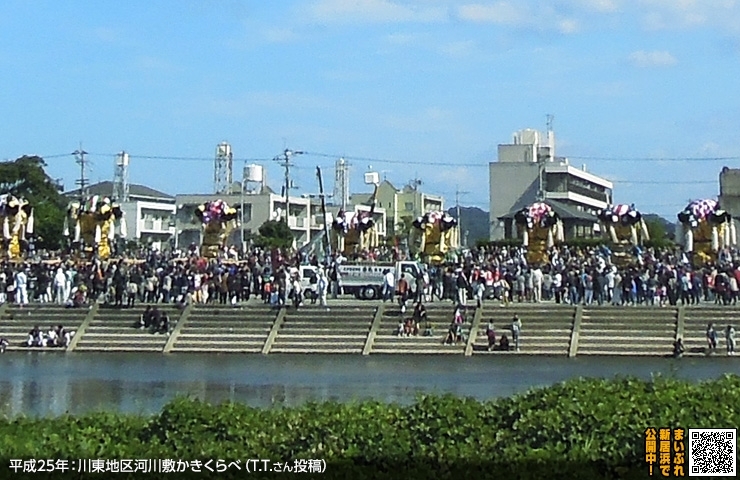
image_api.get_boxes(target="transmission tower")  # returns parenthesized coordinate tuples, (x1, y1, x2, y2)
(214, 142, 233, 194)
(112, 151, 130, 202)
(333, 157, 350, 209)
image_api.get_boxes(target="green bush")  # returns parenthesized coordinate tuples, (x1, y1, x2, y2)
(2, 375, 738, 479)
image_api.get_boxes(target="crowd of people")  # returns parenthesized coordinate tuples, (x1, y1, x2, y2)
(2, 240, 740, 353)
(5, 241, 740, 311)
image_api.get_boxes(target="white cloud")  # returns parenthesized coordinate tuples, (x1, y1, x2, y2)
(558, 18, 580, 33)
(263, 28, 298, 43)
(628, 50, 678, 67)
(456, 3, 579, 34)
(306, 0, 447, 23)
(439, 40, 476, 57)
(457, 3, 525, 24)
(574, 0, 621, 13)
(638, 0, 740, 31)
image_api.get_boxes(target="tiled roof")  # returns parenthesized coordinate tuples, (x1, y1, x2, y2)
(65, 181, 174, 200)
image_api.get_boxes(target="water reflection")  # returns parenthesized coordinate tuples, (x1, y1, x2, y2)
(0, 353, 738, 418)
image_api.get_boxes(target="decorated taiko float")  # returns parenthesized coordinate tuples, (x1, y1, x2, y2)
(194, 199, 239, 258)
(0, 194, 34, 260)
(596, 203, 650, 266)
(514, 202, 563, 264)
(677, 199, 735, 267)
(331, 209, 379, 256)
(64, 195, 126, 260)
(410, 211, 459, 264)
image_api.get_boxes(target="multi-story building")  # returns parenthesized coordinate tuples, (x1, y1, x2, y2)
(489, 128, 613, 240)
(174, 190, 314, 250)
(352, 180, 443, 236)
(718, 166, 740, 233)
(65, 181, 176, 250)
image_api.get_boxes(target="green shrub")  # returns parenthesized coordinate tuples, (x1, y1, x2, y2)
(2, 375, 738, 479)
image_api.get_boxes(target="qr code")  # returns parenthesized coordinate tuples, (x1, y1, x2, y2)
(688, 428, 737, 477)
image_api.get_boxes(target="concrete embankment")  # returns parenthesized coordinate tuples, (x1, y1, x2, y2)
(0, 301, 736, 357)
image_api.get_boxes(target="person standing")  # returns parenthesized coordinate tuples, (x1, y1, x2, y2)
(511, 315, 522, 352)
(15, 267, 28, 307)
(382, 269, 395, 303)
(397, 273, 410, 314)
(54, 266, 67, 304)
(317, 268, 329, 309)
(726, 324, 736, 356)
(532, 266, 543, 303)
(456, 270, 469, 306)
(706, 322, 718, 354)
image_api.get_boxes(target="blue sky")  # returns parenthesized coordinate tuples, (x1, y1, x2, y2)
(1, 0, 739, 219)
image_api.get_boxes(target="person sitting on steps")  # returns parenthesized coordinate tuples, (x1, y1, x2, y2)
(443, 321, 466, 345)
(672, 337, 685, 359)
(499, 334, 510, 351)
(404, 317, 419, 336)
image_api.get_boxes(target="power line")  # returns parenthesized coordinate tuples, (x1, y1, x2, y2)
(568, 155, 740, 162)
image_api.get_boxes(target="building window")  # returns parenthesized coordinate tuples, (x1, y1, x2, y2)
(405, 202, 414, 211)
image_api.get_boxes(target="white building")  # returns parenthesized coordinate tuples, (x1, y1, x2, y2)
(65, 181, 176, 250)
(489, 128, 613, 240)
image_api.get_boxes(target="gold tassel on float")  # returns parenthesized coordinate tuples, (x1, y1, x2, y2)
(609, 224, 618, 244)
(711, 225, 719, 251)
(630, 225, 638, 246)
(12, 214, 21, 235)
(640, 219, 650, 242)
(556, 220, 565, 243)
(685, 228, 693, 252)
(26, 209, 34, 235)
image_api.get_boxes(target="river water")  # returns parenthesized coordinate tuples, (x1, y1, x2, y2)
(1, 353, 738, 418)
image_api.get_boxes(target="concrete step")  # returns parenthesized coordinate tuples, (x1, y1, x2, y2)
(170, 347, 263, 353)
(370, 349, 463, 354)
(269, 348, 363, 354)
(74, 346, 164, 352)
(472, 349, 567, 355)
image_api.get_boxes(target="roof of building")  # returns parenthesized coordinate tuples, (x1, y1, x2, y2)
(498, 199, 596, 222)
(65, 181, 174, 200)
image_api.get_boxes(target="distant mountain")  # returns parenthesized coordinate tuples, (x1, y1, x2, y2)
(643, 213, 676, 240)
(447, 206, 489, 246)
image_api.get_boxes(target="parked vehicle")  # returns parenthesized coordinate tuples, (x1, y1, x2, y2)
(336, 261, 422, 300)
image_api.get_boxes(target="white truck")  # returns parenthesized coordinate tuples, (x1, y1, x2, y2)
(336, 261, 422, 300)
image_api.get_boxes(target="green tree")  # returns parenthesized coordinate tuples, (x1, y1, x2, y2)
(0, 156, 67, 250)
(255, 220, 294, 249)
(643, 216, 675, 249)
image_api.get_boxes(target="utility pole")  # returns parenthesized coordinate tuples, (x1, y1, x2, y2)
(274, 148, 304, 223)
(316, 166, 331, 260)
(73, 143, 89, 203)
(455, 185, 470, 246)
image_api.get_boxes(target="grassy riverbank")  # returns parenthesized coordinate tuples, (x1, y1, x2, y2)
(1, 374, 738, 479)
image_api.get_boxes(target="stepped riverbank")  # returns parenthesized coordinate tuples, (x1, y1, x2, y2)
(2, 301, 737, 357)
